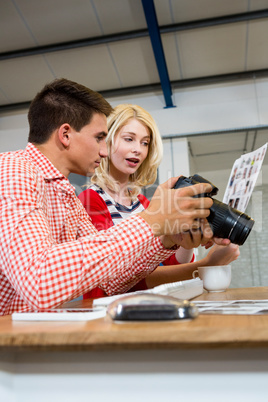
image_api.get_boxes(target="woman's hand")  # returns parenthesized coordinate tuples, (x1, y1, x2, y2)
(161, 219, 213, 249)
(203, 243, 240, 266)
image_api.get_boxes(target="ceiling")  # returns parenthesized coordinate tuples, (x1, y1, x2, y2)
(187, 127, 268, 172)
(1, 0, 268, 172)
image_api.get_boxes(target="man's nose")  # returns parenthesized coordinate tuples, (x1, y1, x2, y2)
(100, 141, 108, 158)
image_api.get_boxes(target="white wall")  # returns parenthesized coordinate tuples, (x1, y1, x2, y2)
(1, 77, 268, 152)
(107, 77, 268, 136)
(0, 110, 29, 152)
(2, 78, 267, 196)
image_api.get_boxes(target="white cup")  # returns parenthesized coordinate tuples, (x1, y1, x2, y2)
(192, 265, 232, 293)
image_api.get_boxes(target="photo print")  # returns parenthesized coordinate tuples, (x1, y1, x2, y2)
(223, 143, 267, 212)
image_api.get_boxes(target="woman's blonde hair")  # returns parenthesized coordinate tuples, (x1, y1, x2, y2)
(91, 104, 163, 198)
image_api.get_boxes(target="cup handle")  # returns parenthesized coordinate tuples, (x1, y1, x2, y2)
(192, 269, 199, 279)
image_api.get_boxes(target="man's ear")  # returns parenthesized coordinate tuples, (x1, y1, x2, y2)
(58, 123, 72, 147)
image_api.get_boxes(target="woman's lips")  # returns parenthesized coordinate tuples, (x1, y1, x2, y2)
(126, 158, 139, 167)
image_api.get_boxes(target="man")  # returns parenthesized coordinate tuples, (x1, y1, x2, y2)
(0, 78, 223, 315)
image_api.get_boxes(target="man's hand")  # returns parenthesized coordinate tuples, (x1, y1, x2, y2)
(139, 177, 213, 237)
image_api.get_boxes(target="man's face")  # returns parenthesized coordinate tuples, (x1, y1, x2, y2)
(69, 113, 108, 177)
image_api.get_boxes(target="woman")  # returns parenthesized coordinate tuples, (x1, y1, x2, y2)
(79, 104, 239, 297)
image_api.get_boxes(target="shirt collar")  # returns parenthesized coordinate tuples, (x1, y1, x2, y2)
(24, 143, 77, 195)
(25, 142, 66, 180)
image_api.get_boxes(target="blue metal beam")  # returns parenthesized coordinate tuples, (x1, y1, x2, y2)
(141, 0, 175, 108)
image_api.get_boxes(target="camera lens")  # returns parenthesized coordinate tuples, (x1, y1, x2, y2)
(207, 199, 254, 245)
(173, 175, 255, 245)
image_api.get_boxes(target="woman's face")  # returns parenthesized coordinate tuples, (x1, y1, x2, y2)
(109, 118, 151, 180)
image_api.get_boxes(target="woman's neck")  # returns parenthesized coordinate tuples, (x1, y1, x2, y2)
(104, 174, 132, 206)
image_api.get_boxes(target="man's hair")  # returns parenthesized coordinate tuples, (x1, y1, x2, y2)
(28, 78, 113, 144)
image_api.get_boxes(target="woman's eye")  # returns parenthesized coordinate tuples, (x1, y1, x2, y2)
(124, 137, 133, 142)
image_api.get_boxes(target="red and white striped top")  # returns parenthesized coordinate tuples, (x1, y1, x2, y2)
(0, 143, 175, 315)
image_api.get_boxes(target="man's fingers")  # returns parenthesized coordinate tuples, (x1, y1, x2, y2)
(162, 177, 213, 194)
(176, 196, 213, 211)
(176, 182, 212, 198)
(161, 176, 182, 190)
(143, 178, 215, 236)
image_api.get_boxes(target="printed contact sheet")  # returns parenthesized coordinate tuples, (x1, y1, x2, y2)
(193, 300, 268, 315)
(223, 143, 267, 212)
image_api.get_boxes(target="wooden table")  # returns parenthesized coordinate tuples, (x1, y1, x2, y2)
(1, 286, 268, 351)
(1, 287, 268, 402)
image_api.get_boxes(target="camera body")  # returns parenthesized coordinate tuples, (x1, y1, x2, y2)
(174, 174, 254, 246)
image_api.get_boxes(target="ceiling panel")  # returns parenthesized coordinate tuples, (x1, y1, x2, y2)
(189, 129, 268, 173)
(1, 0, 268, 107)
(175, 24, 247, 78)
(10, 0, 102, 46)
(254, 129, 268, 148)
(93, 0, 147, 34)
(0, 56, 55, 104)
(108, 38, 159, 87)
(0, 0, 268, 178)
(162, 34, 183, 81)
(0, 90, 9, 105)
(189, 132, 246, 156)
(247, 19, 268, 69)
(250, 0, 268, 10)
(46, 45, 121, 91)
(0, 1, 36, 52)
(155, 0, 250, 24)
(190, 151, 230, 174)
(191, 151, 243, 172)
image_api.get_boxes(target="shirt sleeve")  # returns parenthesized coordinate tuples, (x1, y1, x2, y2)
(78, 189, 176, 295)
(79, 190, 170, 295)
(78, 189, 114, 230)
(162, 252, 195, 265)
(138, 194, 189, 267)
(0, 158, 175, 313)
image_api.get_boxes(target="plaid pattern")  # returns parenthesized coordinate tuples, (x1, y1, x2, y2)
(0, 143, 175, 315)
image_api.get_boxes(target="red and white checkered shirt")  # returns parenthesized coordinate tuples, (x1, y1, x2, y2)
(0, 143, 175, 315)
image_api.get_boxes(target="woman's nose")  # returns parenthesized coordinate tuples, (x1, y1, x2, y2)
(132, 143, 141, 154)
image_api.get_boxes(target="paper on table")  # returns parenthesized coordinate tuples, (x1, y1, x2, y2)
(222, 143, 267, 212)
(12, 307, 106, 321)
(193, 299, 268, 315)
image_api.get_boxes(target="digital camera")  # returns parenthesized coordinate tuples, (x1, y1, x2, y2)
(174, 174, 254, 245)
